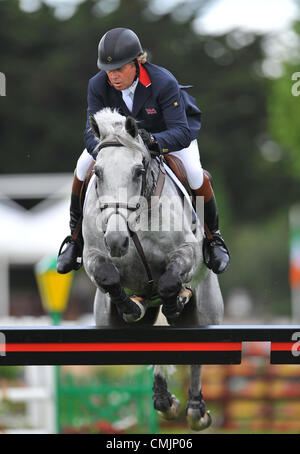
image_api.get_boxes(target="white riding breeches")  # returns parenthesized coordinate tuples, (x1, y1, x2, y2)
(75, 139, 203, 189)
(169, 139, 203, 189)
(76, 148, 95, 181)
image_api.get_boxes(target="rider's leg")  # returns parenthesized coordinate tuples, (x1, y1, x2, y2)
(170, 140, 230, 274)
(57, 149, 94, 274)
(193, 170, 230, 274)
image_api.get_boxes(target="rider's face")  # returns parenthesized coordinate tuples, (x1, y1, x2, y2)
(106, 63, 137, 91)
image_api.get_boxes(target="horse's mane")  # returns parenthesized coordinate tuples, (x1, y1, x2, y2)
(92, 108, 148, 158)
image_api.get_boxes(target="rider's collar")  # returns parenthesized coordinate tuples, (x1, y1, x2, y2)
(138, 64, 151, 87)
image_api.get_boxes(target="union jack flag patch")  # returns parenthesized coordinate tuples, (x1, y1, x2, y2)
(145, 107, 157, 115)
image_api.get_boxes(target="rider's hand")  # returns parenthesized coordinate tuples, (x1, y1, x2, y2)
(138, 129, 160, 155)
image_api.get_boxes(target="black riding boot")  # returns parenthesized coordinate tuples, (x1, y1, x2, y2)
(193, 171, 230, 274)
(57, 174, 84, 274)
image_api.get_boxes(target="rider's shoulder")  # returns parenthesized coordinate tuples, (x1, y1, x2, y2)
(88, 70, 108, 88)
(145, 62, 179, 89)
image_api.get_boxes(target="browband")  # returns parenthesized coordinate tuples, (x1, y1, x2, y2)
(97, 141, 124, 152)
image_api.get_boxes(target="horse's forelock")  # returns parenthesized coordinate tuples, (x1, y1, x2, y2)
(93, 108, 125, 139)
(93, 108, 149, 161)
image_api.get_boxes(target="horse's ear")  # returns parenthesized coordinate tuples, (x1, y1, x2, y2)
(125, 116, 138, 139)
(89, 115, 100, 139)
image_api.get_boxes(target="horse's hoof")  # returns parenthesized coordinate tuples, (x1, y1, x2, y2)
(158, 395, 181, 420)
(186, 408, 212, 431)
(122, 297, 146, 323)
(177, 287, 193, 306)
(162, 287, 192, 324)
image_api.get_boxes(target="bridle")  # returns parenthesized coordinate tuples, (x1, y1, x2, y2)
(95, 141, 148, 223)
(94, 140, 166, 296)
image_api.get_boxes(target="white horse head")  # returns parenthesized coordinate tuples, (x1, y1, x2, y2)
(89, 109, 151, 257)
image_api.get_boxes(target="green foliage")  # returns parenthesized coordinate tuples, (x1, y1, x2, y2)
(0, 366, 23, 380)
(268, 60, 300, 177)
(220, 211, 291, 316)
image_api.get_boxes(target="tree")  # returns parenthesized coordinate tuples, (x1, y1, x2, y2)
(268, 22, 300, 180)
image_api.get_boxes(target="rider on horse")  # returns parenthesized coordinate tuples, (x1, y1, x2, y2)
(57, 27, 230, 275)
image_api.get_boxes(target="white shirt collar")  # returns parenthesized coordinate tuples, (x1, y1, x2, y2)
(121, 78, 138, 97)
(121, 78, 138, 111)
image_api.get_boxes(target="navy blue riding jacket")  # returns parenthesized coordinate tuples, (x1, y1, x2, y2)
(84, 62, 202, 159)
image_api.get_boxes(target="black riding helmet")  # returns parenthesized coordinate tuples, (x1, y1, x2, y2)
(97, 28, 143, 71)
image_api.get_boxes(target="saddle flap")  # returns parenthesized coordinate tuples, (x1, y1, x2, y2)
(163, 155, 192, 197)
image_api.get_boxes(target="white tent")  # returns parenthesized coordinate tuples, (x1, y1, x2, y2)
(0, 173, 73, 314)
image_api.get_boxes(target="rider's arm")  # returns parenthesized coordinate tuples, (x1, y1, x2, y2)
(153, 77, 192, 153)
(84, 78, 105, 158)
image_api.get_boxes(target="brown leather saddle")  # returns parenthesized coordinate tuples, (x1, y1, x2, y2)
(164, 155, 193, 197)
(164, 155, 212, 202)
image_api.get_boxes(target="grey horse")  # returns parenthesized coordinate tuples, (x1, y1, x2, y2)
(82, 108, 224, 431)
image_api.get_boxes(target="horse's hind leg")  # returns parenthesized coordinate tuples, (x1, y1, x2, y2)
(152, 366, 180, 420)
(186, 365, 212, 431)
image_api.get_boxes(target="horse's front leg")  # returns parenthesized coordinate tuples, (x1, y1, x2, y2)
(85, 251, 146, 323)
(158, 242, 198, 323)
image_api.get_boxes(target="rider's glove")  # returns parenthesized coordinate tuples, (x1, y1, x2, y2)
(138, 129, 160, 155)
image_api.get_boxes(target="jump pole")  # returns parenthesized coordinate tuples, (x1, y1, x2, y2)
(0, 325, 300, 366)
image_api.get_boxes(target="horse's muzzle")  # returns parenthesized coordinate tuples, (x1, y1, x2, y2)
(104, 231, 130, 257)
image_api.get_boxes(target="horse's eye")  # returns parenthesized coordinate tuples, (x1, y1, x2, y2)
(133, 166, 145, 180)
(94, 165, 103, 180)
